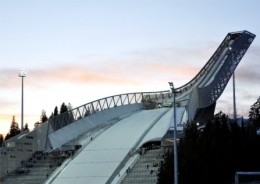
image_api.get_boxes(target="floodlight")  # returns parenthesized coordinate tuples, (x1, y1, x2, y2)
(19, 69, 27, 77)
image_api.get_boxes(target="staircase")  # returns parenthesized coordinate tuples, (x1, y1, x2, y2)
(0, 151, 66, 184)
(120, 148, 164, 184)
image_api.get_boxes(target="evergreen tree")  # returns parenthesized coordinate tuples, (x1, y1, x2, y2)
(249, 97, 260, 127)
(60, 102, 68, 114)
(41, 109, 48, 123)
(53, 106, 58, 117)
(49, 112, 54, 119)
(178, 111, 260, 184)
(60, 102, 74, 124)
(179, 122, 200, 183)
(157, 103, 260, 184)
(0, 134, 3, 147)
(157, 150, 173, 184)
(23, 123, 29, 131)
(5, 116, 21, 140)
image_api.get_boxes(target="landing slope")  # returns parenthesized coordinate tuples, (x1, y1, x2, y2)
(51, 108, 171, 184)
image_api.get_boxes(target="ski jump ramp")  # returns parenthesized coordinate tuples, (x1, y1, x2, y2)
(4, 31, 253, 184)
(41, 30, 255, 184)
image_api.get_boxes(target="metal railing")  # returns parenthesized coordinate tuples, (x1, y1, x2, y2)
(47, 90, 172, 132)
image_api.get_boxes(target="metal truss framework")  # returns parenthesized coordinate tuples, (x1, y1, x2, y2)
(49, 91, 172, 131)
(47, 30, 255, 132)
(187, 31, 255, 120)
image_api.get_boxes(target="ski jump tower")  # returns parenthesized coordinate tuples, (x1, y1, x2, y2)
(145, 30, 256, 122)
(43, 30, 256, 141)
(44, 30, 256, 135)
(182, 30, 255, 121)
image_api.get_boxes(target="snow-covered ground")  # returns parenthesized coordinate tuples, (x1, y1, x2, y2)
(49, 107, 186, 184)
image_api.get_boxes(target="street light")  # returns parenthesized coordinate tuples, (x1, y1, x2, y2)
(231, 52, 237, 120)
(19, 69, 27, 131)
(229, 46, 237, 120)
(169, 82, 178, 184)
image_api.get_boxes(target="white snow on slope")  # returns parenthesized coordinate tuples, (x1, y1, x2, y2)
(51, 107, 185, 184)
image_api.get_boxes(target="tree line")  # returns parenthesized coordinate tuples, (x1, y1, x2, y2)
(0, 102, 71, 143)
(35, 102, 72, 128)
(157, 97, 260, 184)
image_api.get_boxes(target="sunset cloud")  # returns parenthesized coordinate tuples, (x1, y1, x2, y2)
(30, 65, 138, 85)
(0, 31, 259, 136)
(1, 42, 258, 93)
(0, 48, 206, 92)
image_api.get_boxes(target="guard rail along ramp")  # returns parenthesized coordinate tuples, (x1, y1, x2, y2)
(144, 30, 255, 122)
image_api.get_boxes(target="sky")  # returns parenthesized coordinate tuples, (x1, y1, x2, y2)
(0, 0, 259, 136)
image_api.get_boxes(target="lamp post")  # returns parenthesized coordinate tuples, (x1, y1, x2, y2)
(233, 71, 237, 120)
(169, 82, 178, 184)
(229, 47, 237, 120)
(19, 69, 27, 131)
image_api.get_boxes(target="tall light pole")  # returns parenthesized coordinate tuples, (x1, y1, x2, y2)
(229, 47, 237, 120)
(233, 71, 237, 120)
(19, 69, 27, 131)
(169, 82, 178, 184)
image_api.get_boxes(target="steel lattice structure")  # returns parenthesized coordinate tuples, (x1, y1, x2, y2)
(183, 30, 256, 120)
(48, 91, 172, 131)
(47, 30, 255, 132)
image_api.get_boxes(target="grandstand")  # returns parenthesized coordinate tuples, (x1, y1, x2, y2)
(0, 30, 255, 184)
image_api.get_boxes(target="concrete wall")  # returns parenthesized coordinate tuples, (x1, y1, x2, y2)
(33, 122, 54, 150)
(0, 131, 38, 179)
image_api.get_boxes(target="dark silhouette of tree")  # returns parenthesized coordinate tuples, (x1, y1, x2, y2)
(214, 110, 229, 122)
(48, 103, 72, 119)
(157, 109, 260, 184)
(157, 150, 173, 184)
(47, 103, 73, 130)
(23, 123, 29, 131)
(49, 112, 54, 119)
(53, 106, 58, 117)
(60, 102, 68, 114)
(179, 121, 200, 184)
(60, 102, 74, 125)
(0, 134, 3, 147)
(5, 116, 21, 140)
(249, 97, 260, 128)
(41, 109, 48, 123)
